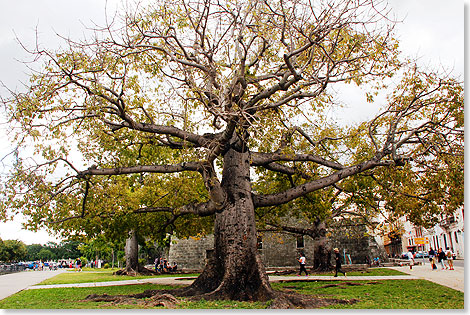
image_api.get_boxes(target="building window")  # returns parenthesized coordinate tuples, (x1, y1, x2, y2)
(296, 235, 304, 248)
(415, 227, 422, 237)
(454, 231, 459, 243)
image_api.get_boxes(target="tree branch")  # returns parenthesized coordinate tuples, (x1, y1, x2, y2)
(251, 152, 344, 170)
(253, 158, 393, 207)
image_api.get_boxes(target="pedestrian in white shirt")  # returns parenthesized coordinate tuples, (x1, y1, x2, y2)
(297, 253, 309, 276)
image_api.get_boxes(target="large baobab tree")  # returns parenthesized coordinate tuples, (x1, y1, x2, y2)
(1, 0, 463, 303)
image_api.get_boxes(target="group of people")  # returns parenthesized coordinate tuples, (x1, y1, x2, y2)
(297, 248, 346, 277)
(32, 261, 47, 271)
(154, 257, 178, 273)
(428, 247, 455, 270)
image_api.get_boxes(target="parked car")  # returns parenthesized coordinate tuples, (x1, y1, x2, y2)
(414, 251, 429, 258)
(24, 262, 36, 269)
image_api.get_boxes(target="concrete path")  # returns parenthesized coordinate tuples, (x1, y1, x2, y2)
(0, 269, 66, 301)
(26, 274, 419, 291)
(387, 263, 464, 292)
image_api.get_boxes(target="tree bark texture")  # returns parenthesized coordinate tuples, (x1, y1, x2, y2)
(185, 147, 275, 301)
(124, 230, 139, 273)
(312, 221, 333, 271)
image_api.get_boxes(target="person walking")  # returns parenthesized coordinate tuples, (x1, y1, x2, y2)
(407, 250, 415, 270)
(428, 248, 438, 270)
(75, 258, 82, 272)
(437, 248, 447, 270)
(445, 248, 454, 270)
(428, 248, 436, 270)
(334, 248, 346, 277)
(297, 252, 309, 276)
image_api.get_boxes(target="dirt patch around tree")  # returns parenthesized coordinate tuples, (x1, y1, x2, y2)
(82, 288, 359, 309)
(317, 281, 383, 289)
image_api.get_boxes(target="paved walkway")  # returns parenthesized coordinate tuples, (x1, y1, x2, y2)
(387, 263, 464, 292)
(0, 269, 67, 301)
(27, 273, 420, 291)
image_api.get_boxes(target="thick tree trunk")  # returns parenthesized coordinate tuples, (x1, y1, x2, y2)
(183, 146, 275, 301)
(125, 229, 139, 272)
(312, 221, 333, 271)
(115, 229, 155, 276)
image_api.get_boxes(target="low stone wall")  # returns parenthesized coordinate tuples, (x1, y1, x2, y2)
(0, 264, 26, 275)
(169, 233, 316, 270)
(168, 223, 389, 270)
(258, 232, 314, 267)
(168, 235, 213, 270)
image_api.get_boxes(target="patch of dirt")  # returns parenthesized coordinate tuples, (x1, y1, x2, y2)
(113, 267, 191, 277)
(84, 293, 180, 308)
(83, 288, 359, 309)
(318, 281, 382, 289)
(269, 292, 358, 309)
(113, 267, 158, 276)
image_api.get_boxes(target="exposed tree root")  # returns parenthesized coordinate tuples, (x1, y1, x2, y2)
(84, 293, 180, 308)
(83, 288, 359, 309)
(113, 266, 158, 276)
(318, 281, 382, 289)
(268, 291, 358, 309)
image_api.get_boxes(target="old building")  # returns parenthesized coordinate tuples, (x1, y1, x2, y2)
(168, 220, 387, 270)
(168, 233, 315, 270)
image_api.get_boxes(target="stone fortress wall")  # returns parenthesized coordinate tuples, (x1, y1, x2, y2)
(168, 223, 386, 270)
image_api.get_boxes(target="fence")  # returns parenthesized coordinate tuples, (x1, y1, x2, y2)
(0, 264, 27, 275)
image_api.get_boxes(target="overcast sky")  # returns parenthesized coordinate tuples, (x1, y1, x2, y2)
(0, 0, 465, 245)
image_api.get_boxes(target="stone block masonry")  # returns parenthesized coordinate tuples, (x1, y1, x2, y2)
(168, 235, 214, 270)
(168, 232, 317, 270)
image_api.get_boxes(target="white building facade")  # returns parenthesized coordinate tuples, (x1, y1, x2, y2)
(402, 207, 464, 258)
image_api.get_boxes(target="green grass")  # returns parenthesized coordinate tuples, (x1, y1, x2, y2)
(0, 268, 462, 309)
(0, 279, 462, 309)
(300, 267, 406, 277)
(0, 284, 180, 309)
(0, 284, 269, 309)
(272, 280, 464, 309)
(39, 268, 401, 286)
(37, 270, 199, 285)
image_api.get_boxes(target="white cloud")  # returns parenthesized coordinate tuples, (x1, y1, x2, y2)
(387, 0, 464, 77)
(0, 218, 60, 245)
(331, 0, 464, 125)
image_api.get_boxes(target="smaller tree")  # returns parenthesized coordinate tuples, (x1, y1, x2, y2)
(26, 244, 44, 261)
(37, 248, 54, 261)
(0, 239, 27, 262)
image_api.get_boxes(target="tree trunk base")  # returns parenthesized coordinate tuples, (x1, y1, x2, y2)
(113, 265, 157, 276)
(176, 281, 275, 302)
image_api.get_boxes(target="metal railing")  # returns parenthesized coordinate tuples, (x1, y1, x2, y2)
(0, 264, 27, 275)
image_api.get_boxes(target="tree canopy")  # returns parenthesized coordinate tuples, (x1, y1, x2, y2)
(0, 239, 27, 263)
(0, 0, 463, 303)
